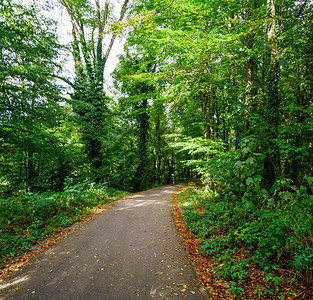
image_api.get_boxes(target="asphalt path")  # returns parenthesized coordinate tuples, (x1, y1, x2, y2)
(0, 183, 206, 300)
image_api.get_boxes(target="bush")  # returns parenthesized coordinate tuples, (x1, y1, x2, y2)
(178, 174, 313, 297)
(0, 180, 127, 264)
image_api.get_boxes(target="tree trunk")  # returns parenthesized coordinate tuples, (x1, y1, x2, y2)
(202, 88, 213, 140)
(264, 0, 280, 188)
(59, 0, 130, 179)
(134, 100, 149, 191)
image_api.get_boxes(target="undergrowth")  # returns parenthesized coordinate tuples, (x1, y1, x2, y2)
(0, 179, 127, 265)
(178, 184, 313, 299)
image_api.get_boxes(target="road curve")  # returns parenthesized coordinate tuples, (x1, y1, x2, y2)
(0, 183, 206, 300)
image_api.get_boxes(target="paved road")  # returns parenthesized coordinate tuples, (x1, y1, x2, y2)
(0, 183, 206, 300)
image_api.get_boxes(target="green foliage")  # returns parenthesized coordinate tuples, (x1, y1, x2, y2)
(59, 0, 131, 180)
(179, 181, 313, 297)
(0, 0, 80, 195)
(0, 0, 63, 128)
(112, 53, 154, 191)
(201, 235, 230, 255)
(1, 1, 312, 297)
(0, 180, 127, 264)
(219, 258, 250, 283)
(112, 46, 195, 190)
(128, 0, 313, 188)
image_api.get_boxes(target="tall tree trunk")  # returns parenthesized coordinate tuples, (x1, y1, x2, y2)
(202, 87, 213, 140)
(244, 0, 258, 133)
(134, 100, 149, 191)
(264, 0, 281, 188)
(59, 0, 130, 180)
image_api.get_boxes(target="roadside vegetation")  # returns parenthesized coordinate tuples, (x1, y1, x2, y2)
(0, 180, 127, 266)
(177, 180, 313, 299)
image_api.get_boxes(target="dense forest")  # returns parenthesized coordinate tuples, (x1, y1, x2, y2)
(1, 0, 312, 298)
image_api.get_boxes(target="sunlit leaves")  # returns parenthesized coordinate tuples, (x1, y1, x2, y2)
(0, 1, 78, 194)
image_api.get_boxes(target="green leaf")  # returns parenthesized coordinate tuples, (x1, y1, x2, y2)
(246, 177, 254, 186)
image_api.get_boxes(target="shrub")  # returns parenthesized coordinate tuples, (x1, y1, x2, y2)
(0, 181, 127, 264)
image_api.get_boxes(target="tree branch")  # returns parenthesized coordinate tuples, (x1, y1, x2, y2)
(104, 0, 130, 66)
(51, 74, 75, 88)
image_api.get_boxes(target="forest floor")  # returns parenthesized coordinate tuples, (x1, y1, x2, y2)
(0, 183, 206, 300)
